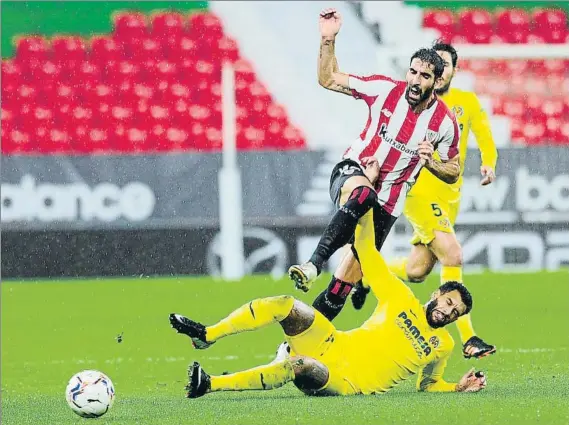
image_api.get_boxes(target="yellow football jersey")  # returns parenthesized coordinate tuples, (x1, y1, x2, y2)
(334, 212, 458, 394)
(410, 87, 498, 202)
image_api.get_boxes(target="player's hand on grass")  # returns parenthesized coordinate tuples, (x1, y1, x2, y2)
(361, 156, 380, 185)
(480, 166, 496, 186)
(418, 140, 434, 167)
(319, 8, 342, 39)
(456, 368, 487, 393)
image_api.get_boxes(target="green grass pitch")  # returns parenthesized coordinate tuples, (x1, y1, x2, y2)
(2, 271, 569, 425)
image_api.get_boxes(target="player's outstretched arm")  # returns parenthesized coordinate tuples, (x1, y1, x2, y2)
(317, 8, 351, 96)
(417, 348, 487, 393)
(469, 93, 498, 186)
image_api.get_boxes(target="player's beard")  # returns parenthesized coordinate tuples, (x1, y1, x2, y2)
(435, 80, 452, 96)
(405, 84, 434, 107)
(425, 299, 447, 328)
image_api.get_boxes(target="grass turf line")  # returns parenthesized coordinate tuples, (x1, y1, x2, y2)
(2, 271, 568, 425)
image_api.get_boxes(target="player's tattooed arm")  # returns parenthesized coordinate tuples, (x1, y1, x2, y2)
(418, 140, 460, 184)
(425, 155, 460, 184)
(317, 37, 352, 96)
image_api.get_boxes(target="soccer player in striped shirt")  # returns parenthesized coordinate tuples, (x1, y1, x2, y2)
(288, 8, 460, 322)
(348, 42, 497, 359)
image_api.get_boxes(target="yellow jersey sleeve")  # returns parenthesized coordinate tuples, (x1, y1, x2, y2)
(469, 92, 498, 170)
(354, 210, 410, 300)
(416, 337, 456, 392)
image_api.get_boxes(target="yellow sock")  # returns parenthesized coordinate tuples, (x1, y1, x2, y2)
(455, 314, 476, 343)
(210, 360, 295, 392)
(440, 266, 475, 343)
(440, 265, 462, 284)
(206, 296, 295, 343)
(388, 257, 409, 281)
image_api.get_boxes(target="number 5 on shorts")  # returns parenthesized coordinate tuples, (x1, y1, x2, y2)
(431, 203, 442, 217)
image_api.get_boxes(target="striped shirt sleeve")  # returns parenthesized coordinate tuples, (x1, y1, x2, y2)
(348, 74, 398, 102)
(436, 113, 460, 161)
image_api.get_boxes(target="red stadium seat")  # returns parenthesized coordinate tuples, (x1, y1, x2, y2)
(216, 36, 240, 63)
(502, 96, 527, 119)
(155, 127, 190, 151)
(87, 127, 112, 153)
(15, 36, 49, 62)
(423, 9, 455, 40)
(4, 11, 306, 154)
(16, 84, 38, 104)
(532, 8, 567, 31)
(1, 60, 22, 103)
(458, 9, 493, 34)
(496, 9, 531, 43)
(38, 59, 62, 86)
(113, 11, 148, 40)
(52, 36, 87, 62)
(151, 12, 185, 44)
(1, 106, 16, 133)
(189, 12, 223, 41)
(147, 60, 178, 91)
(522, 121, 547, 145)
(122, 127, 150, 152)
(90, 36, 123, 63)
(234, 59, 256, 83)
(5, 129, 35, 154)
(541, 97, 566, 118)
(127, 37, 163, 66)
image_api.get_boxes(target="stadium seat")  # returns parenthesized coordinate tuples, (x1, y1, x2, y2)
(90, 36, 123, 63)
(151, 12, 185, 44)
(113, 12, 148, 41)
(423, 9, 455, 41)
(15, 36, 49, 63)
(495, 9, 531, 43)
(1, 60, 21, 101)
(2, 10, 305, 155)
(189, 12, 224, 41)
(52, 36, 87, 62)
(458, 9, 493, 43)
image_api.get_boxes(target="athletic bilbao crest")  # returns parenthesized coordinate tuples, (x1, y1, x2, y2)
(426, 130, 439, 143)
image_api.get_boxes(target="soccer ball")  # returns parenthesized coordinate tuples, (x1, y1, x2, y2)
(65, 370, 115, 418)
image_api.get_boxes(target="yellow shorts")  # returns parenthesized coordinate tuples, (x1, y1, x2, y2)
(286, 311, 359, 396)
(404, 191, 460, 246)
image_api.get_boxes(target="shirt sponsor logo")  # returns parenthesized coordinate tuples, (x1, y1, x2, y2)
(378, 124, 418, 156)
(396, 311, 433, 358)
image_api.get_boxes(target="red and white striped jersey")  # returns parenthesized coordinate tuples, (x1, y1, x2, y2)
(343, 74, 460, 217)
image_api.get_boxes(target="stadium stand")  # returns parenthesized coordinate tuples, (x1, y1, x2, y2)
(1, 7, 306, 155)
(354, 1, 569, 146)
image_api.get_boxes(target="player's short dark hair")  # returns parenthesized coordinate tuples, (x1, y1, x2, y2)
(439, 281, 473, 315)
(432, 39, 458, 68)
(409, 48, 444, 79)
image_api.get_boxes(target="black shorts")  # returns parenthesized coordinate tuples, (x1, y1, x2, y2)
(329, 159, 367, 207)
(329, 159, 397, 253)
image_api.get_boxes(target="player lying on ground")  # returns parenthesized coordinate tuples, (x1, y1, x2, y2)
(288, 8, 460, 324)
(169, 210, 487, 398)
(351, 41, 498, 359)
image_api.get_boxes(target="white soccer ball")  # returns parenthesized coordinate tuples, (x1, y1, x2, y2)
(65, 370, 115, 418)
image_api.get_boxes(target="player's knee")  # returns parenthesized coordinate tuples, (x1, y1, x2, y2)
(407, 268, 427, 283)
(439, 244, 462, 267)
(260, 295, 295, 321)
(289, 356, 329, 394)
(406, 259, 429, 283)
(341, 186, 377, 218)
(279, 300, 315, 337)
